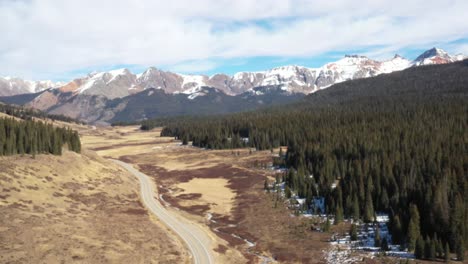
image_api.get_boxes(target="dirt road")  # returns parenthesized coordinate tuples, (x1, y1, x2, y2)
(111, 159, 214, 264)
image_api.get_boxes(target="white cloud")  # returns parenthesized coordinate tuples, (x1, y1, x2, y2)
(167, 60, 218, 73)
(449, 43, 468, 55)
(1, 0, 467, 80)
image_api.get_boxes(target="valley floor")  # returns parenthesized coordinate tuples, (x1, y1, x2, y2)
(1, 124, 418, 263)
(82, 126, 332, 263)
(0, 149, 188, 263)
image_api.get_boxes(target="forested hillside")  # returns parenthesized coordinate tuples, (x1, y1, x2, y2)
(151, 60, 468, 260)
(0, 117, 81, 156)
(0, 104, 81, 156)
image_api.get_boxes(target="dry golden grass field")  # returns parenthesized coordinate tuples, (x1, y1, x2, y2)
(0, 124, 189, 263)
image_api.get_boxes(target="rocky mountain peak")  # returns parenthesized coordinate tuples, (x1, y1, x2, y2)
(414, 47, 451, 64)
(1, 48, 466, 98)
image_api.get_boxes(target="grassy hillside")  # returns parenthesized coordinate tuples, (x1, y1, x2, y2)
(0, 113, 188, 263)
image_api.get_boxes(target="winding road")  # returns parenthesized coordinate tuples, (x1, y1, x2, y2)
(111, 159, 214, 264)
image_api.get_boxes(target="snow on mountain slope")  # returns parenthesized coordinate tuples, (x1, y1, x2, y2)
(108, 68, 132, 83)
(65, 68, 138, 99)
(412, 47, 460, 66)
(2, 47, 465, 99)
(0, 77, 60, 96)
(379, 55, 412, 73)
(77, 72, 106, 94)
(180, 74, 207, 91)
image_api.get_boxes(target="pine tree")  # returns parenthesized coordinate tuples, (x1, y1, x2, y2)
(352, 195, 360, 221)
(0, 120, 5, 155)
(415, 236, 425, 259)
(285, 186, 292, 199)
(451, 195, 466, 262)
(429, 237, 436, 260)
(350, 224, 358, 241)
(364, 187, 374, 223)
(444, 242, 450, 262)
(375, 226, 381, 247)
(334, 204, 344, 225)
(456, 238, 465, 261)
(407, 204, 421, 251)
(381, 237, 389, 251)
(425, 237, 434, 260)
(436, 237, 443, 258)
(17, 126, 24, 155)
(392, 214, 403, 244)
(323, 218, 331, 232)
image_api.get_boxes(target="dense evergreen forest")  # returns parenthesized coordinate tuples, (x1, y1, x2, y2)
(0, 105, 81, 156)
(144, 61, 468, 260)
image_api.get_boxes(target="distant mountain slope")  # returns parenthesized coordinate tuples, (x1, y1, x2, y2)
(2, 48, 465, 99)
(300, 59, 468, 108)
(107, 86, 303, 123)
(0, 48, 466, 124)
(0, 86, 301, 124)
(140, 59, 468, 134)
(0, 77, 61, 97)
(44, 47, 466, 97)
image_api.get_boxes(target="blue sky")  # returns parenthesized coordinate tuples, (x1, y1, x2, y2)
(2, 0, 468, 81)
(94, 40, 468, 79)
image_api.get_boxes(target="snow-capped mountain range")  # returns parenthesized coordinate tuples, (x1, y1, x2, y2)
(0, 48, 466, 98)
(0, 77, 63, 97)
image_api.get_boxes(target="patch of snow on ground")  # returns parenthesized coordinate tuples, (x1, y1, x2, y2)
(324, 245, 362, 264)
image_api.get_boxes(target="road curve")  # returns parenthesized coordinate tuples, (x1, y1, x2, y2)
(111, 159, 214, 264)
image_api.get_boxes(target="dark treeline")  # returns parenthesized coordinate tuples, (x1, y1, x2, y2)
(140, 116, 208, 131)
(151, 61, 468, 260)
(0, 103, 85, 124)
(0, 117, 81, 156)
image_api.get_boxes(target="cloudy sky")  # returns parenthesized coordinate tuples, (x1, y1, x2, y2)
(2, 0, 468, 81)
